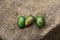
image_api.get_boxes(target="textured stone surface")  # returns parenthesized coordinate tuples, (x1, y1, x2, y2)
(41, 24, 60, 40)
(0, 0, 60, 40)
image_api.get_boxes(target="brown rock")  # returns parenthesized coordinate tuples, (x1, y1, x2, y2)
(0, 0, 60, 40)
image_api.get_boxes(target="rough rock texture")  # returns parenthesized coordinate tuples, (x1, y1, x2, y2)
(0, 0, 60, 40)
(41, 24, 60, 40)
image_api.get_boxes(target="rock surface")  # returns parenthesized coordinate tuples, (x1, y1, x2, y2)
(0, 0, 60, 40)
(41, 24, 60, 40)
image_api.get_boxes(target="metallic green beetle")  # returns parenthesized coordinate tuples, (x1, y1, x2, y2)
(17, 16, 25, 29)
(25, 16, 34, 27)
(36, 16, 44, 28)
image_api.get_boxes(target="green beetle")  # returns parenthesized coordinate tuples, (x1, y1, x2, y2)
(17, 16, 25, 29)
(25, 16, 34, 27)
(36, 16, 44, 28)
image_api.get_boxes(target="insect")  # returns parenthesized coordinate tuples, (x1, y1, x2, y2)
(36, 16, 44, 28)
(25, 16, 34, 27)
(17, 16, 25, 29)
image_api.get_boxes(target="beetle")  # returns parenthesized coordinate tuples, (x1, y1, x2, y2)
(36, 16, 44, 28)
(17, 16, 25, 29)
(25, 16, 34, 27)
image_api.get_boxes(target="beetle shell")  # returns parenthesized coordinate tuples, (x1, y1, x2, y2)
(17, 16, 25, 29)
(25, 16, 34, 27)
(36, 16, 44, 28)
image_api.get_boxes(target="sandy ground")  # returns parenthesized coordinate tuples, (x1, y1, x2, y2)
(0, 0, 60, 40)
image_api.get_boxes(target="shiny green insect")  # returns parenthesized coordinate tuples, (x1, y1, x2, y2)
(17, 16, 25, 29)
(25, 16, 34, 27)
(36, 16, 44, 28)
